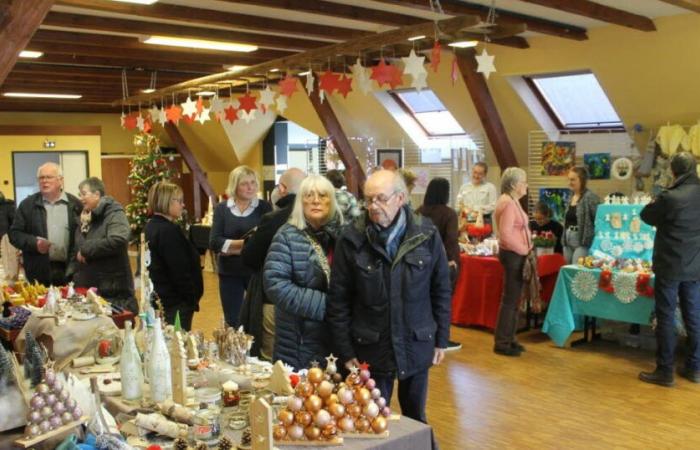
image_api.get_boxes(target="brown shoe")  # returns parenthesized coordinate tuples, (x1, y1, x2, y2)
(639, 369, 675, 387)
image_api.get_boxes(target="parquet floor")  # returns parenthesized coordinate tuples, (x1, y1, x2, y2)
(193, 270, 700, 450)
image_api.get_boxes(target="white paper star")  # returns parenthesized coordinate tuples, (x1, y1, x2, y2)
(351, 58, 372, 95)
(136, 115, 145, 131)
(148, 105, 164, 125)
(180, 96, 198, 117)
(120, 112, 126, 128)
(240, 109, 257, 124)
(158, 107, 167, 125)
(402, 49, 427, 81)
(258, 86, 276, 112)
(319, 89, 325, 103)
(196, 106, 211, 124)
(305, 70, 315, 95)
(276, 94, 288, 114)
(412, 72, 428, 91)
(209, 95, 225, 115)
(475, 48, 496, 79)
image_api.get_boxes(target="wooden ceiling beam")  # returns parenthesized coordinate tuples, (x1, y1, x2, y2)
(41, 12, 325, 52)
(116, 14, 481, 105)
(218, 0, 424, 27)
(10, 64, 196, 81)
(657, 0, 700, 13)
(28, 54, 222, 73)
(519, 0, 655, 31)
(0, 103, 119, 113)
(0, 0, 55, 84)
(372, 0, 588, 40)
(55, 0, 366, 41)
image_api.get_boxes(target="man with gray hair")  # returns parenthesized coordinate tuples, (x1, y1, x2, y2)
(9, 162, 82, 285)
(639, 152, 700, 386)
(327, 170, 451, 447)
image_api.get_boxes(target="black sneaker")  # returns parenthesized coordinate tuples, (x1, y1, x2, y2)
(678, 366, 700, 383)
(494, 346, 521, 357)
(639, 368, 675, 387)
(512, 342, 526, 352)
(444, 340, 462, 352)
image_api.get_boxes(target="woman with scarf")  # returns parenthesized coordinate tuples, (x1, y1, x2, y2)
(263, 175, 344, 370)
(72, 177, 137, 313)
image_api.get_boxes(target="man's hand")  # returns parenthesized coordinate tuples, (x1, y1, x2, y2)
(433, 348, 445, 365)
(36, 237, 51, 254)
(76, 251, 86, 264)
(345, 357, 360, 371)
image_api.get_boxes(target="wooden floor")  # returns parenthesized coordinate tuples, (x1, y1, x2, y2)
(192, 270, 700, 450)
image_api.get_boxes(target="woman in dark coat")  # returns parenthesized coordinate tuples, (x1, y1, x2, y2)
(73, 177, 137, 312)
(0, 190, 15, 243)
(263, 175, 343, 370)
(144, 181, 203, 331)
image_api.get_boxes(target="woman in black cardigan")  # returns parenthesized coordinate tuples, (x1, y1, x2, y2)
(144, 181, 203, 331)
(210, 166, 271, 327)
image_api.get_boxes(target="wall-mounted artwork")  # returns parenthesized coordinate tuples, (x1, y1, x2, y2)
(539, 188, 572, 224)
(376, 148, 403, 170)
(541, 141, 576, 176)
(584, 153, 611, 180)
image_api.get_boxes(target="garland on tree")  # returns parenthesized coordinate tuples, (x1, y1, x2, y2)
(125, 133, 175, 236)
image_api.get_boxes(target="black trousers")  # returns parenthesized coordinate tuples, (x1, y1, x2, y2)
(163, 305, 194, 331)
(495, 250, 525, 349)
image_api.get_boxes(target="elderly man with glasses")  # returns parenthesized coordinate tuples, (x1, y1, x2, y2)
(10, 162, 82, 286)
(327, 169, 451, 449)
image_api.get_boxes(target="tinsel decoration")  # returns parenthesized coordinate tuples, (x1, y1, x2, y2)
(612, 272, 638, 304)
(0, 344, 15, 392)
(571, 271, 598, 302)
(24, 331, 46, 387)
(125, 133, 175, 236)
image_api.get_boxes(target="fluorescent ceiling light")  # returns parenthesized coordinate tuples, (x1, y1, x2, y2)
(448, 40, 479, 48)
(298, 71, 310, 76)
(195, 91, 216, 97)
(109, 0, 159, 4)
(4, 92, 82, 99)
(269, 68, 280, 73)
(408, 35, 425, 41)
(19, 51, 43, 58)
(142, 36, 257, 53)
(141, 88, 156, 93)
(225, 65, 250, 73)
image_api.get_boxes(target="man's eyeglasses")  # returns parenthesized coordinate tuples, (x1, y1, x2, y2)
(363, 191, 397, 207)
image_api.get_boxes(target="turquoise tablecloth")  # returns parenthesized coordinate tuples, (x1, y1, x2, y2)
(542, 265, 655, 347)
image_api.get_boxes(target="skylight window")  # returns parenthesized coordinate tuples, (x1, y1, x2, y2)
(392, 89, 466, 136)
(527, 72, 623, 130)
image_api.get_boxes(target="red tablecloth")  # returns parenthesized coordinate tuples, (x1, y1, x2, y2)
(451, 252, 566, 329)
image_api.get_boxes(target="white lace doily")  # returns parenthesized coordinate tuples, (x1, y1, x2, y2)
(613, 272, 638, 304)
(571, 271, 598, 302)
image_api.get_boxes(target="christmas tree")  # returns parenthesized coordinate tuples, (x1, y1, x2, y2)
(125, 133, 175, 236)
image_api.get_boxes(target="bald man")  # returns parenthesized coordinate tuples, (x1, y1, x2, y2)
(327, 170, 451, 446)
(240, 167, 306, 359)
(10, 162, 82, 285)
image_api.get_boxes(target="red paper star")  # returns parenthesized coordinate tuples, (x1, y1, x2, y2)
(124, 113, 138, 130)
(278, 74, 299, 98)
(165, 104, 182, 124)
(336, 74, 353, 98)
(430, 41, 442, 73)
(195, 96, 204, 115)
(224, 105, 239, 124)
(238, 92, 258, 114)
(319, 70, 340, 95)
(370, 58, 402, 89)
(143, 117, 152, 134)
(182, 112, 195, 124)
(359, 362, 370, 371)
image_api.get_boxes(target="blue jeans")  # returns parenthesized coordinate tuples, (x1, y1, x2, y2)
(654, 277, 700, 372)
(219, 275, 249, 327)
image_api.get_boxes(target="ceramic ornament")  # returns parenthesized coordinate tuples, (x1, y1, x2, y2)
(475, 48, 496, 79)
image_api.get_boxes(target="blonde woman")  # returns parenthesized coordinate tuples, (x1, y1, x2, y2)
(263, 175, 344, 370)
(210, 166, 271, 327)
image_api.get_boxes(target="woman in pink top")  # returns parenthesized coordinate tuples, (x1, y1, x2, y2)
(493, 167, 531, 357)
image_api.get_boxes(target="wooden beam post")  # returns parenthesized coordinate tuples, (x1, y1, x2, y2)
(303, 75, 366, 196)
(519, 0, 656, 32)
(455, 50, 518, 170)
(163, 122, 218, 219)
(0, 0, 55, 85)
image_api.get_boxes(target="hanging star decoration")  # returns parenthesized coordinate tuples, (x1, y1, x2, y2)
(258, 86, 276, 114)
(370, 58, 403, 89)
(402, 49, 427, 90)
(351, 58, 372, 95)
(319, 70, 340, 97)
(180, 96, 198, 119)
(451, 54, 459, 86)
(278, 74, 298, 98)
(143, 117, 152, 134)
(165, 104, 183, 124)
(336, 74, 353, 98)
(149, 105, 162, 125)
(182, 113, 196, 125)
(430, 41, 442, 73)
(124, 113, 138, 130)
(196, 104, 211, 124)
(475, 48, 496, 79)
(413, 72, 428, 91)
(209, 95, 225, 122)
(195, 96, 204, 115)
(223, 103, 239, 124)
(238, 91, 258, 114)
(276, 94, 288, 114)
(240, 110, 257, 124)
(136, 114, 145, 132)
(305, 70, 315, 95)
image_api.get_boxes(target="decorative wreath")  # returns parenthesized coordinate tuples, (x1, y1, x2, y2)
(612, 157, 633, 180)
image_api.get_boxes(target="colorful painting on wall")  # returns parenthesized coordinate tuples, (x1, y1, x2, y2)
(541, 141, 576, 176)
(584, 153, 611, 179)
(539, 188, 572, 224)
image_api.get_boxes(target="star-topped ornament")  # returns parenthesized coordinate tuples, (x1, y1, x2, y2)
(223, 104, 239, 124)
(475, 48, 496, 79)
(336, 74, 353, 98)
(165, 104, 182, 124)
(319, 70, 340, 96)
(430, 41, 442, 73)
(305, 70, 315, 95)
(276, 94, 288, 114)
(180, 96, 197, 118)
(238, 91, 258, 114)
(402, 49, 427, 90)
(370, 58, 403, 89)
(258, 86, 276, 113)
(351, 58, 372, 95)
(278, 74, 298, 98)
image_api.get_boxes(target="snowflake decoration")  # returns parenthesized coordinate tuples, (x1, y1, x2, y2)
(571, 271, 597, 302)
(612, 272, 638, 304)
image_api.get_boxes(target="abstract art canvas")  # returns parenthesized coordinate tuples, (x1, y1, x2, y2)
(584, 153, 611, 179)
(539, 188, 572, 224)
(541, 141, 576, 176)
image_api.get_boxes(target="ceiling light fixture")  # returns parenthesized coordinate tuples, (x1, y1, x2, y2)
(109, 0, 159, 4)
(448, 40, 479, 48)
(141, 88, 156, 93)
(408, 35, 425, 41)
(298, 71, 310, 76)
(224, 65, 250, 73)
(4, 92, 82, 99)
(19, 51, 43, 58)
(195, 90, 216, 97)
(142, 36, 257, 53)
(269, 68, 280, 73)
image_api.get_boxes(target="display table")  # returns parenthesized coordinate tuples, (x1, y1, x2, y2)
(542, 265, 655, 347)
(451, 252, 566, 329)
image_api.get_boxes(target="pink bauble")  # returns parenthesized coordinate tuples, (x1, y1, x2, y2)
(376, 397, 387, 409)
(286, 396, 303, 412)
(53, 401, 66, 415)
(30, 395, 46, 409)
(314, 409, 331, 428)
(72, 407, 82, 420)
(359, 369, 371, 382)
(337, 387, 354, 405)
(45, 394, 57, 406)
(287, 424, 304, 441)
(370, 388, 381, 400)
(363, 402, 379, 418)
(49, 415, 62, 429)
(39, 420, 51, 433)
(45, 370, 56, 386)
(381, 406, 391, 417)
(52, 379, 63, 392)
(66, 398, 77, 410)
(338, 415, 355, 433)
(365, 378, 376, 390)
(28, 410, 42, 424)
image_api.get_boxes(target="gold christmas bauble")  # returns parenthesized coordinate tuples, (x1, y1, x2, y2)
(307, 367, 324, 385)
(295, 381, 314, 398)
(347, 404, 362, 418)
(355, 387, 371, 405)
(295, 411, 312, 427)
(273, 424, 287, 440)
(317, 380, 334, 398)
(327, 393, 340, 405)
(304, 394, 323, 412)
(321, 423, 337, 439)
(371, 416, 388, 434)
(278, 410, 294, 426)
(304, 425, 321, 441)
(354, 416, 370, 433)
(327, 402, 345, 419)
(338, 415, 355, 433)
